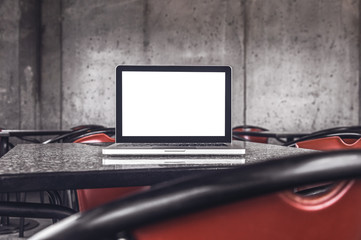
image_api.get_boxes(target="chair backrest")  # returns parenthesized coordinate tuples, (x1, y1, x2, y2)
(73, 133, 115, 143)
(232, 125, 269, 143)
(29, 150, 361, 240)
(296, 136, 361, 151)
(43, 125, 111, 144)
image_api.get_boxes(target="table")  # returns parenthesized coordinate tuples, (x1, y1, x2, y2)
(0, 142, 313, 193)
(0, 130, 72, 157)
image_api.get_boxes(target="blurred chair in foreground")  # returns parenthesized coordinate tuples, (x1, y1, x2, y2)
(291, 132, 361, 198)
(30, 150, 361, 240)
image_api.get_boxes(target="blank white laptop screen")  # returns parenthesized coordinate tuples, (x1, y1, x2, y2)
(122, 71, 225, 137)
(116, 65, 232, 143)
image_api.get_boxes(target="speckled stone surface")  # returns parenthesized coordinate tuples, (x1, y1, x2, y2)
(244, 141, 314, 164)
(0, 142, 312, 173)
(1, 143, 108, 174)
(0, 142, 313, 192)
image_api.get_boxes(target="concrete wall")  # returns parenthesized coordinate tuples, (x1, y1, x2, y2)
(0, 0, 360, 132)
(246, 0, 359, 131)
(59, 0, 244, 129)
(0, 0, 20, 129)
(0, 0, 40, 130)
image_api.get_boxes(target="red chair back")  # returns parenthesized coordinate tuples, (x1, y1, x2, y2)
(296, 136, 361, 151)
(73, 133, 115, 143)
(232, 125, 268, 143)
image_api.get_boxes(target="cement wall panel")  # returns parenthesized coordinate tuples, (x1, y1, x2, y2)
(61, 0, 245, 128)
(18, 0, 41, 129)
(245, 0, 359, 132)
(61, 0, 146, 128)
(145, 0, 245, 126)
(0, 0, 20, 129)
(225, 0, 245, 127)
(40, 0, 62, 130)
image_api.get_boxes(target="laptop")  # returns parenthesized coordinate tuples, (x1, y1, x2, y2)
(102, 65, 245, 157)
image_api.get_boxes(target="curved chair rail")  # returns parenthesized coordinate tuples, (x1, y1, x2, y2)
(0, 201, 76, 219)
(284, 126, 361, 146)
(42, 126, 109, 144)
(72, 128, 115, 143)
(30, 150, 361, 240)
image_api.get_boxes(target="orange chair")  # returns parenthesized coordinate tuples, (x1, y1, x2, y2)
(43, 125, 108, 144)
(232, 125, 269, 143)
(296, 136, 361, 151)
(74, 133, 148, 212)
(73, 133, 115, 144)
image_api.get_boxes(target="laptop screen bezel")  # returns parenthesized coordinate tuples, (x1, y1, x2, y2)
(116, 65, 232, 143)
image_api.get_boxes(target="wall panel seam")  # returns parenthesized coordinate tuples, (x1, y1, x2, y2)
(60, 0, 63, 130)
(359, 0, 361, 125)
(242, 0, 247, 126)
(17, 0, 21, 129)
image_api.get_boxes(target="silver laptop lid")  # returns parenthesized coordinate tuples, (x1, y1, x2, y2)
(116, 65, 232, 143)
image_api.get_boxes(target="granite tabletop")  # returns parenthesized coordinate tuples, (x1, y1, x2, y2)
(0, 142, 313, 193)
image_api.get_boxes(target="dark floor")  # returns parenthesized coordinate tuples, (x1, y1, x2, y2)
(0, 218, 52, 239)
(0, 191, 74, 239)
